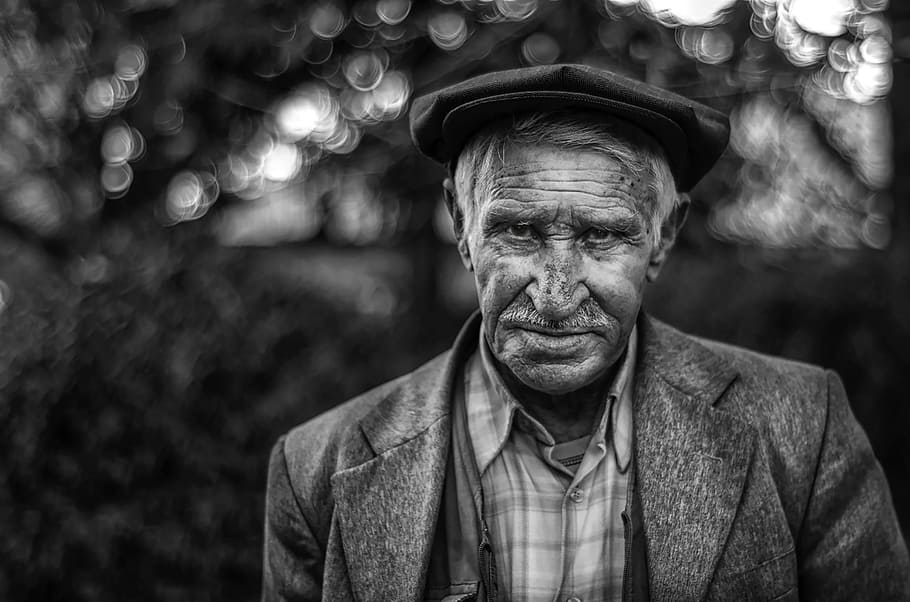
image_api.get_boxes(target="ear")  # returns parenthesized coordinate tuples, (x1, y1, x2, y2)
(646, 194, 689, 283)
(443, 177, 473, 272)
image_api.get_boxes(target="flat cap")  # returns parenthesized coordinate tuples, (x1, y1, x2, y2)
(409, 63, 729, 192)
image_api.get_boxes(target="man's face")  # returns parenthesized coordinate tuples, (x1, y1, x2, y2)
(456, 142, 677, 395)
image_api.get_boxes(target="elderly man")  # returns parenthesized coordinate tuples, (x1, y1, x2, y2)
(262, 64, 910, 601)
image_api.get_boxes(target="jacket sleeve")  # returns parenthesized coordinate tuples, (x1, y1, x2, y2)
(262, 436, 324, 602)
(796, 371, 910, 600)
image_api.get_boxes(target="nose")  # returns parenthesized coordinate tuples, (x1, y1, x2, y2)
(525, 248, 589, 321)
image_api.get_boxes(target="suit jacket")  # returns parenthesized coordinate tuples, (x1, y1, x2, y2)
(263, 312, 910, 601)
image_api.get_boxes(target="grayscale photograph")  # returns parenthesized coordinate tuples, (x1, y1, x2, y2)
(1, 0, 908, 600)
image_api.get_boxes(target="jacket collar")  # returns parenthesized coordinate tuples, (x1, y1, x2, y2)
(636, 314, 738, 406)
(332, 310, 753, 601)
(329, 313, 479, 601)
(356, 311, 481, 456)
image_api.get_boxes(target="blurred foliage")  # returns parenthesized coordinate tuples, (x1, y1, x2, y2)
(1, 217, 448, 600)
(0, 0, 908, 600)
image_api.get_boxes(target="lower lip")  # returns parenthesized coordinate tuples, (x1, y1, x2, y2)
(517, 329, 592, 351)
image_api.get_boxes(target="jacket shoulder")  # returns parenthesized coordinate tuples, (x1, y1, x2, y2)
(694, 335, 832, 437)
(693, 335, 838, 523)
(646, 317, 832, 427)
(698, 337, 829, 401)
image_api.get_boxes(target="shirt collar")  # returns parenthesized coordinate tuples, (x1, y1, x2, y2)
(468, 324, 637, 475)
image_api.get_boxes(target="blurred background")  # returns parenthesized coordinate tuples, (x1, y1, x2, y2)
(0, 0, 907, 599)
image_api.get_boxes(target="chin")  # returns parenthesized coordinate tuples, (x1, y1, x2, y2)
(510, 362, 605, 395)
(495, 331, 614, 394)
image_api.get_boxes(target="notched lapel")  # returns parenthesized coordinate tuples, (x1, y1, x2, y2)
(329, 314, 479, 601)
(331, 416, 449, 602)
(635, 316, 756, 601)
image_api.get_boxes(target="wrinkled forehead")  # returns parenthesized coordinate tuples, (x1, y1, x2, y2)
(478, 144, 649, 215)
(488, 153, 643, 194)
(451, 110, 665, 171)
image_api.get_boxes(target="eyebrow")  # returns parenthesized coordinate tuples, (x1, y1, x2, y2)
(595, 213, 645, 237)
(482, 202, 549, 224)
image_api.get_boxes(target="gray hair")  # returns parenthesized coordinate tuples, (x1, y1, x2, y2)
(452, 111, 681, 247)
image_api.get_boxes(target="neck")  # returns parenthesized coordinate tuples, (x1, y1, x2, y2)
(496, 361, 614, 443)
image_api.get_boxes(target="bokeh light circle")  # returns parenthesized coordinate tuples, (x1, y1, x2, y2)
(353, 1, 381, 27)
(827, 39, 854, 72)
(368, 70, 411, 120)
(324, 122, 362, 154)
(165, 170, 219, 222)
(677, 27, 734, 64)
(749, 13, 775, 39)
(101, 125, 135, 164)
(860, 36, 892, 64)
(789, 0, 852, 37)
(275, 84, 339, 141)
(521, 33, 560, 65)
(261, 143, 302, 181)
(496, 0, 538, 21)
(101, 162, 133, 198)
(115, 44, 148, 81)
(376, 0, 411, 25)
(702, 29, 733, 64)
(83, 77, 116, 119)
(129, 127, 147, 161)
(853, 14, 889, 39)
(786, 33, 827, 67)
(341, 88, 374, 122)
(641, 0, 737, 27)
(428, 11, 468, 51)
(850, 61, 892, 100)
(342, 50, 387, 92)
(310, 4, 347, 39)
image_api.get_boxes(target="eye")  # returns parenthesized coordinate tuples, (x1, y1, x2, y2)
(584, 227, 616, 244)
(504, 223, 535, 239)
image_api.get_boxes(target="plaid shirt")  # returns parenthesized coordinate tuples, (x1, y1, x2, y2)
(465, 326, 636, 602)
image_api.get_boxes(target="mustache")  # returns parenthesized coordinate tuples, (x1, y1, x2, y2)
(499, 297, 611, 331)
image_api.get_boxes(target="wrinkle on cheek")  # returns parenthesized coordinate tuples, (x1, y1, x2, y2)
(476, 255, 529, 308)
(492, 267, 527, 298)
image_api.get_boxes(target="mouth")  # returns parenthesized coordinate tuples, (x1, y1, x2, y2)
(510, 328, 594, 357)
(512, 323, 597, 337)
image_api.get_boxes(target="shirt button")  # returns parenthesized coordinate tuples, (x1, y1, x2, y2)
(566, 596, 583, 602)
(569, 488, 584, 503)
